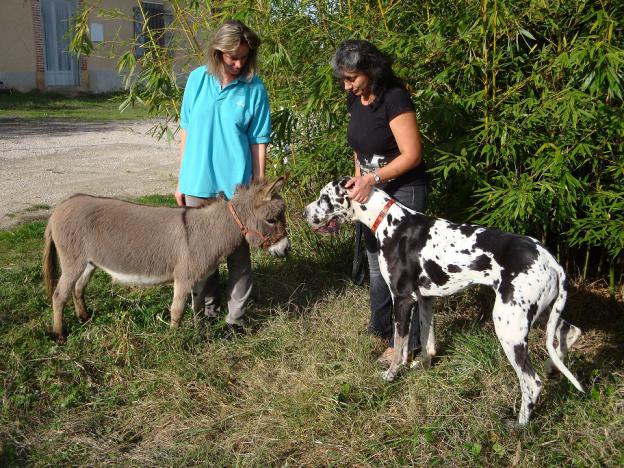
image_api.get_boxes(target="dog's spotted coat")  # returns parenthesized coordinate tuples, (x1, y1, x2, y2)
(304, 177, 583, 426)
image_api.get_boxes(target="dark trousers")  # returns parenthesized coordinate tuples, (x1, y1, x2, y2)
(185, 194, 252, 326)
(363, 183, 427, 347)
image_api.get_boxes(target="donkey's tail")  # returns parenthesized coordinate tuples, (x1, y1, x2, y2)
(545, 265, 583, 392)
(43, 225, 58, 298)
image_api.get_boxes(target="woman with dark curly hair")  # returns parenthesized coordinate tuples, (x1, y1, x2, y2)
(331, 39, 427, 364)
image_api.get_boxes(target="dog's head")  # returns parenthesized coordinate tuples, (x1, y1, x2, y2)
(303, 177, 353, 234)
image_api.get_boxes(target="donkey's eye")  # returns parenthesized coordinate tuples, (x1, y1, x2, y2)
(266, 218, 277, 225)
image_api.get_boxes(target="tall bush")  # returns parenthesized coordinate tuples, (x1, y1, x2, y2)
(72, 0, 623, 289)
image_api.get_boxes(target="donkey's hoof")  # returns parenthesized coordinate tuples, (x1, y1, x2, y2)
(169, 319, 181, 329)
(53, 333, 67, 345)
(381, 369, 397, 382)
(76, 313, 91, 323)
(204, 307, 219, 320)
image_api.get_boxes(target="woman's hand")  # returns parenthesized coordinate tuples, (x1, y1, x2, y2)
(174, 188, 186, 206)
(346, 173, 375, 203)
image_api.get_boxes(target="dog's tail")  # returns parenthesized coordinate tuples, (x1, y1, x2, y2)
(545, 265, 583, 392)
(43, 224, 58, 298)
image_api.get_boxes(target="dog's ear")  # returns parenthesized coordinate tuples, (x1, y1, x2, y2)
(337, 176, 351, 188)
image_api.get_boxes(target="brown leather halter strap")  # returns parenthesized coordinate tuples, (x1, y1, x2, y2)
(227, 201, 285, 250)
(371, 198, 396, 233)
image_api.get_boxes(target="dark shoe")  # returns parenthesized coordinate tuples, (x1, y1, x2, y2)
(224, 323, 245, 340)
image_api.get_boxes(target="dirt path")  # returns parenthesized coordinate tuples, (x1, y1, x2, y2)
(0, 118, 179, 230)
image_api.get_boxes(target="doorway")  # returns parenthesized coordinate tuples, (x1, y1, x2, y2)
(41, 0, 79, 87)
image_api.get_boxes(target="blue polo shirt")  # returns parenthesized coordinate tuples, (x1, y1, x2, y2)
(179, 66, 271, 199)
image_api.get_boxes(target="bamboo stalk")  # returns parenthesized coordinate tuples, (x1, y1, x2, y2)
(170, 0, 204, 62)
(481, 0, 489, 128)
(491, 0, 497, 104)
(609, 263, 616, 299)
(582, 245, 590, 281)
(598, 249, 606, 276)
(377, 0, 389, 32)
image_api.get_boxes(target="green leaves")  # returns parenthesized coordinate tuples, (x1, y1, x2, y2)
(419, 0, 623, 285)
(71, 0, 623, 285)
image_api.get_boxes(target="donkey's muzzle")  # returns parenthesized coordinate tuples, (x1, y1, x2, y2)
(268, 236, 290, 257)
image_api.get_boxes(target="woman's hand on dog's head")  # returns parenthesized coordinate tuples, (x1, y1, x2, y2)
(346, 174, 374, 203)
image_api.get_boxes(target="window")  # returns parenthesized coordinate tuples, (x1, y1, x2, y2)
(133, 2, 172, 58)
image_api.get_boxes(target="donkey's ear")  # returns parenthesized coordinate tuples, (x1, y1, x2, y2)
(261, 173, 288, 200)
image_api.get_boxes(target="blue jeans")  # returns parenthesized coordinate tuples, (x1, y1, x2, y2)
(364, 183, 427, 347)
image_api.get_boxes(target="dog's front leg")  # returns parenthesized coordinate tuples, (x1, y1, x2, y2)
(382, 297, 413, 382)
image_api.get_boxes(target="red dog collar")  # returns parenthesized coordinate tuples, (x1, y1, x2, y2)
(371, 198, 396, 233)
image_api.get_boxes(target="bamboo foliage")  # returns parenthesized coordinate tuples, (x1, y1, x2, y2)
(72, 0, 623, 289)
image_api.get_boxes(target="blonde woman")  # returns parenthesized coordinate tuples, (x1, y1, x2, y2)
(176, 20, 271, 335)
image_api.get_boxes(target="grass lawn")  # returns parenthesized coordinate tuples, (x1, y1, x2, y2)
(0, 196, 622, 466)
(0, 90, 149, 121)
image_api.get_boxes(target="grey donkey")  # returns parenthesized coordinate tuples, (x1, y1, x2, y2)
(43, 177, 290, 343)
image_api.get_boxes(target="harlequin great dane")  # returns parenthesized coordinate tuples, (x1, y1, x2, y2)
(304, 177, 583, 426)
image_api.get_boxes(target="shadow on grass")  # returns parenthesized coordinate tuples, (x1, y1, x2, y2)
(564, 285, 624, 383)
(220, 230, 358, 333)
(427, 283, 623, 391)
(31, 242, 358, 342)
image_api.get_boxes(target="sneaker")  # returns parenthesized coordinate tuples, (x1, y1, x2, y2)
(204, 303, 218, 319)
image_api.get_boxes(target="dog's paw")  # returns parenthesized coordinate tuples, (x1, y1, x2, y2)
(504, 419, 526, 431)
(410, 355, 432, 370)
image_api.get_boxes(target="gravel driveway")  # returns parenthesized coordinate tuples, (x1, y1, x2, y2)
(0, 119, 179, 230)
